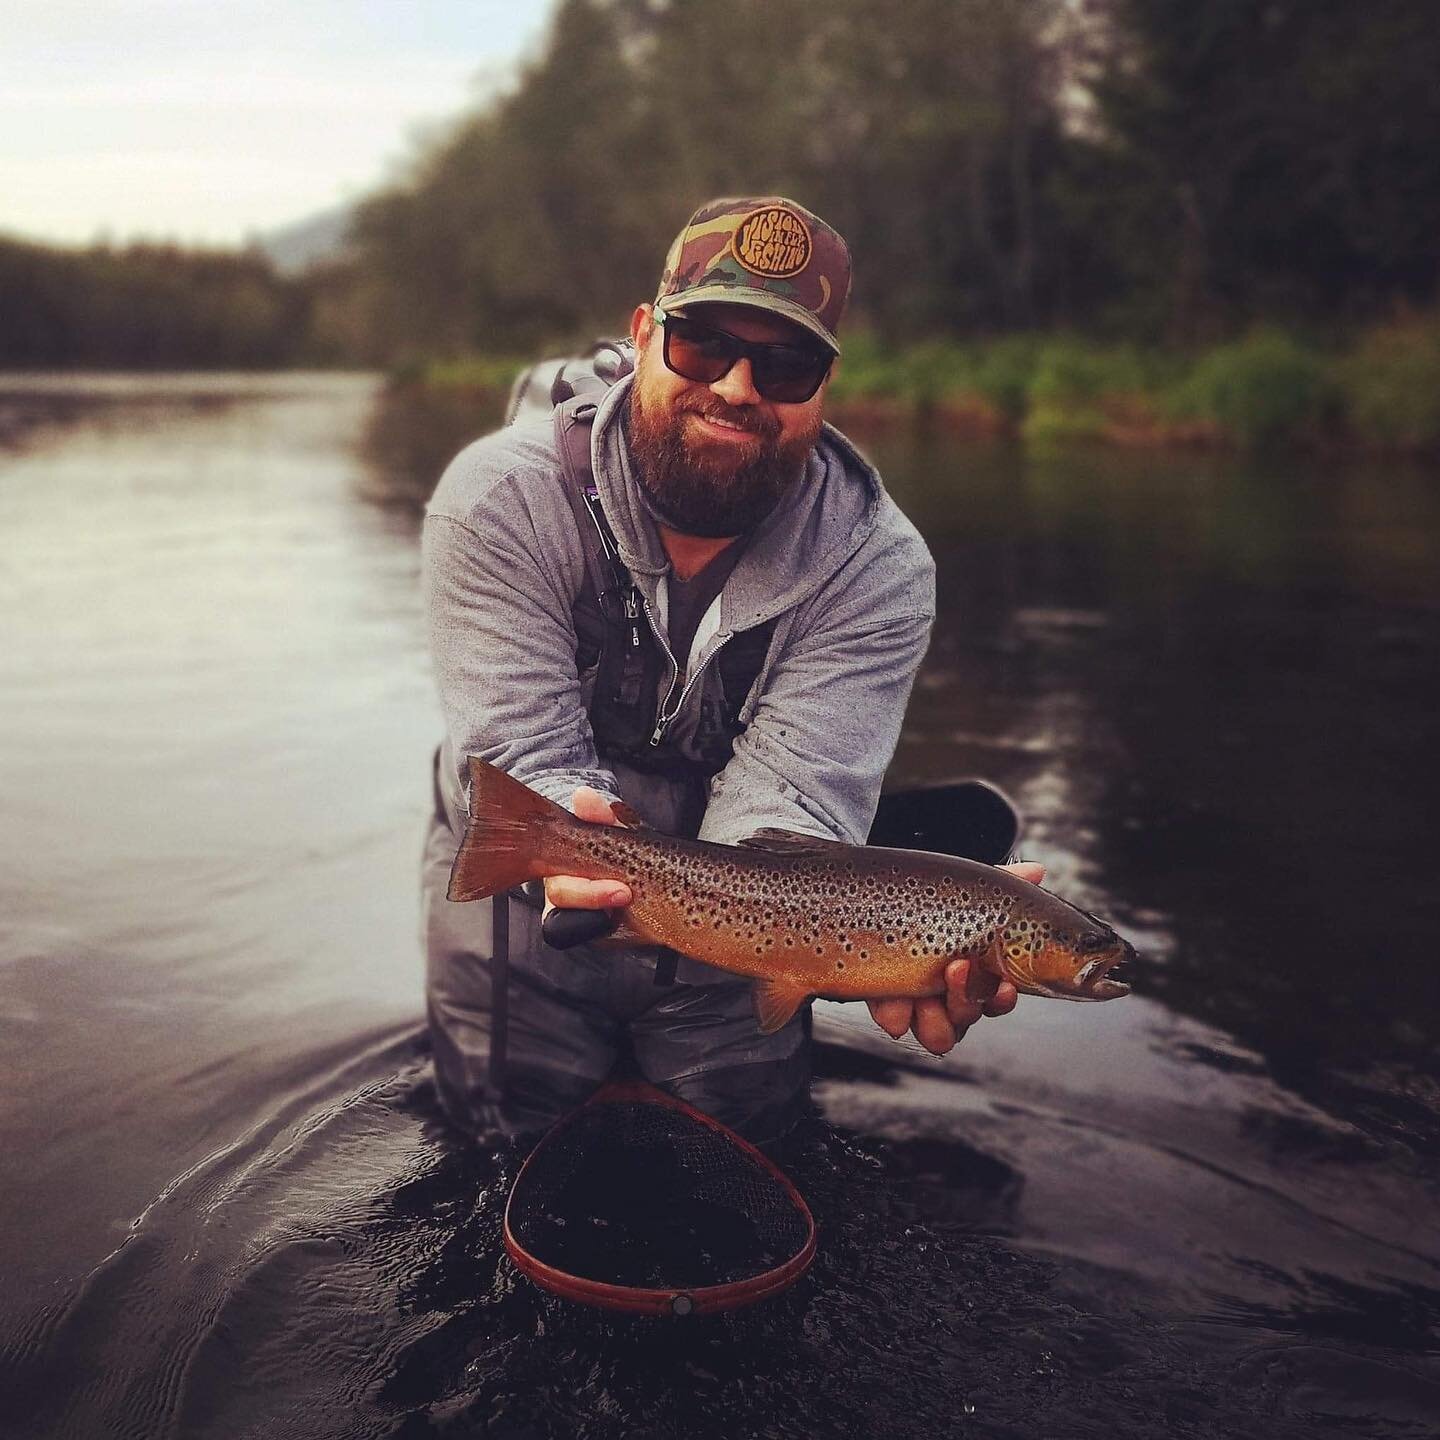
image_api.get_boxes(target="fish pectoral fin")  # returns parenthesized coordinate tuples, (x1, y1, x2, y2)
(752, 978, 813, 1035)
(737, 827, 845, 854)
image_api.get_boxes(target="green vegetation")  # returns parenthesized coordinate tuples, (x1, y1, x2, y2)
(1167, 333, 1333, 450)
(818, 316, 1440, 454)
(1339, 317, 1440, 451)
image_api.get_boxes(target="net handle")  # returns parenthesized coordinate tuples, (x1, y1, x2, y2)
(503, 1080, 817, 1316)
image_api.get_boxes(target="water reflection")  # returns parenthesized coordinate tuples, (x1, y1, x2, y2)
(857, 429, 1440, 1162)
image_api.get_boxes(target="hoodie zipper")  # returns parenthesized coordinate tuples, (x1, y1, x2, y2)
(641, 594, 732, 747)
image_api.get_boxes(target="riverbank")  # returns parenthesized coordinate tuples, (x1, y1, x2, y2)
(830, 317, 1440, 456)
(386, 313, 1440, 462)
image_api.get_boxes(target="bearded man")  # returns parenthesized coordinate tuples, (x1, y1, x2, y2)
(420, 197, 1020, 1143)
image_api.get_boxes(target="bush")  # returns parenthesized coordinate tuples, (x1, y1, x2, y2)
(422, 354, 527, 391)
(1171, 330, 1331, 448)
(970, 337, 1040, 422)
(827, 330, 913, 402)
(1022, 339, 1147, 442)
(1339, 315, 1440, 449)
(897, 339, 977, 410)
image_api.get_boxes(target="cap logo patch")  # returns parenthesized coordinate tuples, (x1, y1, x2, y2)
(731, 206, 811, 279)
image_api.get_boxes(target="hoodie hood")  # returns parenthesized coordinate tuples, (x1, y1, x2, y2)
(590, 374, 885, 634)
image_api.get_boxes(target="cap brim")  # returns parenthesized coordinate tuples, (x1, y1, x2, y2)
(661, 285, 840, 355)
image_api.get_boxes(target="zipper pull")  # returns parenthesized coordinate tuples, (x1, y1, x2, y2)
(625, 587, 641, 648)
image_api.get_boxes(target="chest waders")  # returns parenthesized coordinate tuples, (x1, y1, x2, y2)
(486, 393, 774, 1096)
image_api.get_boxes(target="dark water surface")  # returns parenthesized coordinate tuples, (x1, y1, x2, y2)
(1, 374, 1437, 1438)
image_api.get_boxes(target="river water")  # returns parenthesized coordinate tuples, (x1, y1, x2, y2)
(1, 372, 1436, 1438)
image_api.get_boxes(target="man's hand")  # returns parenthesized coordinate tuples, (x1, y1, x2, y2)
(541, 786, 633, 916)
(866, 861, 1044, 1055)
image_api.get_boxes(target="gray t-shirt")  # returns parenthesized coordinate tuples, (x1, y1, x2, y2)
(668, 543, 743, 679)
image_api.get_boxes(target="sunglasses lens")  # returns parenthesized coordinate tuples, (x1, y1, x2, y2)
(662, 317, 830, 403)
(752, 351, 831, 403)
(663, 322, 736, 385)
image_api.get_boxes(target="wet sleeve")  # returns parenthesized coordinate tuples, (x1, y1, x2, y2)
(422, 484, 621, 814)
(699, 531, 936, 847)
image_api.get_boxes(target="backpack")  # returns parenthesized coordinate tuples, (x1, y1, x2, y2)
(504, 339, 636, 425)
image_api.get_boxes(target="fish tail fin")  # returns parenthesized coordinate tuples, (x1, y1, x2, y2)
(447, 757, 575, 902)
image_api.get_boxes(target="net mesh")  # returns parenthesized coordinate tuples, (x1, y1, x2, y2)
(506, 1095, 812, 1291)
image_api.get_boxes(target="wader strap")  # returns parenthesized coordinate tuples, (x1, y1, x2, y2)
(653, 948, 678, 987)
(488, 893, 510, 1092)
(553, 400, 622, 598)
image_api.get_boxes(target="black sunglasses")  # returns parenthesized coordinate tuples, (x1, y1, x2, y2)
(654, 307, 833, 404)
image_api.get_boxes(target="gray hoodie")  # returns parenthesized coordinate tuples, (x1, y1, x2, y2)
(423, 374, 934, 866)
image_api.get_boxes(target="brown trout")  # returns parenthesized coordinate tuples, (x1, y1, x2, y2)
(449, 757, 1133, 1034)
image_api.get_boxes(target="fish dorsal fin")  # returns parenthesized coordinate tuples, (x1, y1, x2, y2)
(737, 827, 845, 855)
(752, 978, 813, 1035)
(609, 800, 647, 830)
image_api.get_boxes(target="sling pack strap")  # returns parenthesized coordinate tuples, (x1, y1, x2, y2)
(488, 893, 510, 1092)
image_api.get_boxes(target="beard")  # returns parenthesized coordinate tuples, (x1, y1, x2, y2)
(626, 380, 819, 539)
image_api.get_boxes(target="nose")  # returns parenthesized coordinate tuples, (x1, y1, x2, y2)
(709, 356, 762, 407)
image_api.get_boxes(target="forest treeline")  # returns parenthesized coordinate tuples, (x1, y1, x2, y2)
(353, 0, 1440, 355)
(0, 237, 363, 369)
(4, 0, 1438, 371)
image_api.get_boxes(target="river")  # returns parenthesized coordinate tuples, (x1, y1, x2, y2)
(1, 372, 1436, 1438)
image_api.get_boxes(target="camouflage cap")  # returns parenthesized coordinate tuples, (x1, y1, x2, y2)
(655, 196, 851, 355)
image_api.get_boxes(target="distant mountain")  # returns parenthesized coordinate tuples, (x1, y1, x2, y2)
(256, 205, 355, 276)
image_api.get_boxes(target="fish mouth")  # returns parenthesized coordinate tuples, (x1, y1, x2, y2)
(1070, 943, 1132, 1001)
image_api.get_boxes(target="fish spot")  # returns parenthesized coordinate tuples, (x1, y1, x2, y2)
(836, 960, 845, 971)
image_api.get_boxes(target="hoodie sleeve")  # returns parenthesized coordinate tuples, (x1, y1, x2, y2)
(698, 517, 936, 847)
(422, 448, 623, 816)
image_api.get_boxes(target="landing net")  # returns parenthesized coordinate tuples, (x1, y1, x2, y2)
(504, 1081, 815, 1316)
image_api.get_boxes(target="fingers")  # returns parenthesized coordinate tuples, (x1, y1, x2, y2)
(911, 997, 956, 1056)
(944, 956, 991, 1027)
(867, 996, 913, 1040)
(869, 957, 1022, 1054)
(983, 980, 1019, 1018)
(547, 789, 630, 911)
(544, 875, 631, 910)
(572, 786, 623, 826)
(1001, 861, 1045, 885)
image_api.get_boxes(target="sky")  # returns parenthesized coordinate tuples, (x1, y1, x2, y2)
(0, 0, 552, 247)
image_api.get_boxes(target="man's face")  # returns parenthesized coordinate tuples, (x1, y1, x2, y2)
(626, 301, 831, 539)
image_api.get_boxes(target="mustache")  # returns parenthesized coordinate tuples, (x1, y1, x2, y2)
(683, 397, 780, 440)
